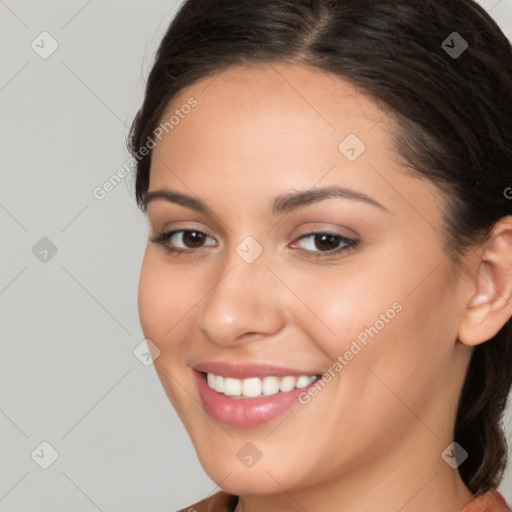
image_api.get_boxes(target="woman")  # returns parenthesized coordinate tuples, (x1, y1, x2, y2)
(129, 0, 512, 510)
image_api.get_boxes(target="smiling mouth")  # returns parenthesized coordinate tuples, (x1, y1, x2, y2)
(202, 371, 321, 399)
(194, 367, 323, 427)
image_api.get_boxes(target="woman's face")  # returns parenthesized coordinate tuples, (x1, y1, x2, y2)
(138, 63, 473, 496)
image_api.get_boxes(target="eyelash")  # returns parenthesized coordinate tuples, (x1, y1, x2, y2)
(150, 229, 359, 259)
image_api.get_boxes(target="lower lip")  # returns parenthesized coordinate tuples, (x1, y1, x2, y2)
(194, 370, 317, 428)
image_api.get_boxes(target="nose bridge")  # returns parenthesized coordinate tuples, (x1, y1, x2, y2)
(197, 244, 284, 345)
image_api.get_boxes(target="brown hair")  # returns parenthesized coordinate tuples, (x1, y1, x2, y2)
(128, 0, 512, 493)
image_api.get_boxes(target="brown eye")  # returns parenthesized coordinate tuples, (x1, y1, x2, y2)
(182, 231, 207, 248)
(293, 232, 359, 257)
(313, 234, 341, 251)
(151, 229, 217, 254)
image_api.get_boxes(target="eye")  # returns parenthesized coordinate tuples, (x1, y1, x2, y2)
(291, 232, 358, 257)
(151, 229, 216, 254)
(151, 229, 358, 258)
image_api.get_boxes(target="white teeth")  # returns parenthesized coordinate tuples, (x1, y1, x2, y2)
(262, 376, 280, 396)
(242, 377, 262, 397)
(279, 376, 296, 392)
(215, 374, 224, 393)
(205, 372, 317, 398)
(296, 375, 316, 388)
(223, 377, 242, 396)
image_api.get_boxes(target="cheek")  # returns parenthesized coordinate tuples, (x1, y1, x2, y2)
(289, 249, 458, 378)
(284, 259, 404, 362)
(137, 249, 194, 346)
(138, 252, 164, 341)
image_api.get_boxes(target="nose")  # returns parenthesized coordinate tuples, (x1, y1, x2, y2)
(197, 250, 286, 347)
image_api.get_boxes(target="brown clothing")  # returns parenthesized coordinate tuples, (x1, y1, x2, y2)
(460, 490, 511, 512)
(178, 489, 511, 512)
(178, 491, 237, 512)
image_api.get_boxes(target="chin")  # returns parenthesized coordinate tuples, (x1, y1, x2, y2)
(196, 447, 309, 496)
(206, 468, 284, 496)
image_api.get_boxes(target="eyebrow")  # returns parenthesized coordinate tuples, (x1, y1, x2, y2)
(143, 185, 387, 215)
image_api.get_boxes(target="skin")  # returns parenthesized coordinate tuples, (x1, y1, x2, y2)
(137, 62, 512, 512)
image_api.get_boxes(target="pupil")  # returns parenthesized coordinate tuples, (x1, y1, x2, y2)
(315, 234, 338, 251)
(184, 231, 205, 248)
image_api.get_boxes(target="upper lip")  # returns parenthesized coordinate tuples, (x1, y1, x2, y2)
(193, 361, 320, 379)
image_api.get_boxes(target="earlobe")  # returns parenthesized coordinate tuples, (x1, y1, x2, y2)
(458, 216, 512, 347)
(467, 293, 488, 307)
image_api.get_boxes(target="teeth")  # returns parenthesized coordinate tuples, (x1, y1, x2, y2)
(215, 374, 224, 393)
(279, 376, 296, 392)
(224, 377, 242, 396)
(242, 377, 262, 397)
(262, 376, 280, 396)
(296, 375, 314, 388)
(205, 372, 317, 398)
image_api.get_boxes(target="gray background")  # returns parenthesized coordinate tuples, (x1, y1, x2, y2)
(0, 1, 511, 510)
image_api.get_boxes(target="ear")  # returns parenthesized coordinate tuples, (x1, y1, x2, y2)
(458, 215, 512, 346)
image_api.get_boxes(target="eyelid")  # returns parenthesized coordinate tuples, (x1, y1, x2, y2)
(291, 221, 359, 243)
(146, 206, 228, 240)
(292, 221, 360, 239)
(150, 220, 215, 239)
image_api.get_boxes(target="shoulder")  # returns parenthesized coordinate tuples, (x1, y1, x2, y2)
(176, 491, 239, 512)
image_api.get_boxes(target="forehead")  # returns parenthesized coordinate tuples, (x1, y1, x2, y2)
(150, 62, 395, 186)
(163, 62, 387, 134)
